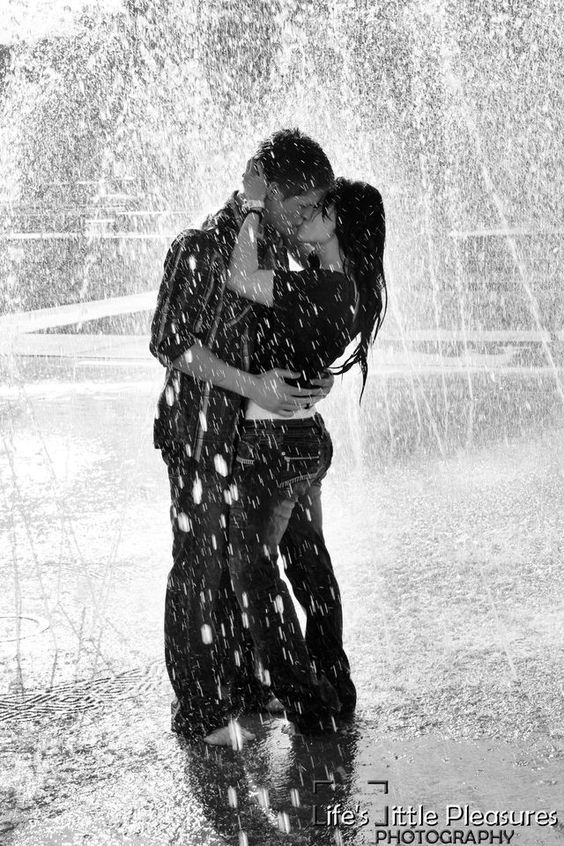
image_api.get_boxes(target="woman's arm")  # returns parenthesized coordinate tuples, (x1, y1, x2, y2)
(227, 210, 274, 306)
(227, 158, 275, 306)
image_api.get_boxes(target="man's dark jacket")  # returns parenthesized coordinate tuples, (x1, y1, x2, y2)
(150, 195, 286, 464)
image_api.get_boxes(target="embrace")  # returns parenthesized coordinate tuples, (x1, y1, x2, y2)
(150, 129, 387, 746)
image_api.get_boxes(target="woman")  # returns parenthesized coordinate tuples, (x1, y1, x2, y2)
(206, 161, 386, 744)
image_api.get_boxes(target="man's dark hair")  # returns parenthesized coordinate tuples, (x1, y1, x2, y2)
(254, 128, 334, 199)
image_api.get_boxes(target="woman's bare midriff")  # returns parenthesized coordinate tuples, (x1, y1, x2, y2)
(245, 399, 317, 421)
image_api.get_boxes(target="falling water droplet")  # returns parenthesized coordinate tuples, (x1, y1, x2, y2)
(256, 786, 269, 808)
(214, 454, 228, 476)
(177, 512, 190, 532)
(278, 811, 291, 833)
(192, 476, 202, 503)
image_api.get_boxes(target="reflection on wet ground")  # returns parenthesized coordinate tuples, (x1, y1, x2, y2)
(1, 363, 564, 845)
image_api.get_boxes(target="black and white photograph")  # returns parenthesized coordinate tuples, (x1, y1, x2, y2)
(1, 1, 563, 844)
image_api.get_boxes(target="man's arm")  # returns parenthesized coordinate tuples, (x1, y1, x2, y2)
(150, 231, 325, 413)
(151, 202, 333, 412)
(172, 342, 324, 416)
(150, 232, 214, 367)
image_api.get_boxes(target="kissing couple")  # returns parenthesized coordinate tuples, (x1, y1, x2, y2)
(150, 128, 387, 746)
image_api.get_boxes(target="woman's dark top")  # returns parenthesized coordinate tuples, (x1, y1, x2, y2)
(251, 268, 356, 386)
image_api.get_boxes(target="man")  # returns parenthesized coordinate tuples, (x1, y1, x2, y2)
(150, 128, 354, 743)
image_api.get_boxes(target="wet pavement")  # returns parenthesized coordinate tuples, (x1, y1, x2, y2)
(1, 361, 564, 845)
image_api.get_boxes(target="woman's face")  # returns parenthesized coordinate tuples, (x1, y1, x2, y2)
(296, 204, 336, 244)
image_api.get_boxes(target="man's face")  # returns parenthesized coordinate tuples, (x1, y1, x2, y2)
(264, 186, 326, 242)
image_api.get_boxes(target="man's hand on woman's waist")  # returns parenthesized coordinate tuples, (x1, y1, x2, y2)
(309, 369, 334, 401)
(250, 369, 326, 417)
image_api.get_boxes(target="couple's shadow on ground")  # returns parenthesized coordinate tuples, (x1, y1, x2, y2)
(179, 712, 367, 845)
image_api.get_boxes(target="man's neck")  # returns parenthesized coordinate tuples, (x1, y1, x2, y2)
(281, 234, 314, 270)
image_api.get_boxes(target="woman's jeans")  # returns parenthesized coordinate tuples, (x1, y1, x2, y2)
(229, 414, 356, 729)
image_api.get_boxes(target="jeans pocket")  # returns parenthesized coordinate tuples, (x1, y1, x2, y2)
(236, 430, 280, 467)
(235, 439, 258, 466)
(281, 450, 320, 463)
(280, 436, 322, 489)
(281, 459, 321, 490)
(280, 426, 321, 460)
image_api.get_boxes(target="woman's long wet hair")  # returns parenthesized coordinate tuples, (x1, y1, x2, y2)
(323, 178, 387, 400)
